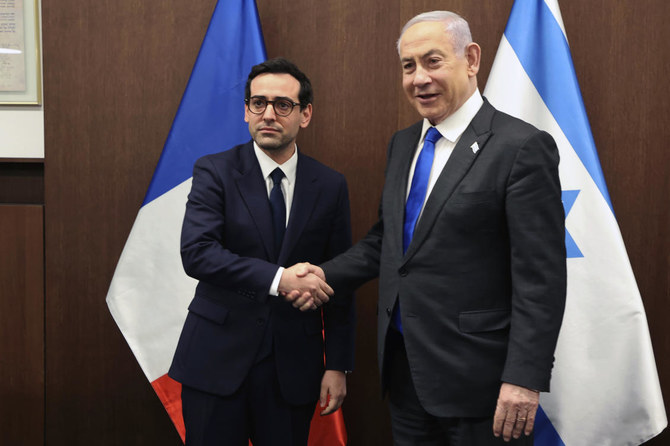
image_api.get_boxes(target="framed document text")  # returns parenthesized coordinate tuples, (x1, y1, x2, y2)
(0, 0, 41, 104)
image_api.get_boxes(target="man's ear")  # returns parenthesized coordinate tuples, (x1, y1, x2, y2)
(465, 42, 481, 77)
(300, 103, 313, 128)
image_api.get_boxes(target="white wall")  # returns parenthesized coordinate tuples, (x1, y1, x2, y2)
(0, 0, 44, 159)
(0, 107, 44, 158)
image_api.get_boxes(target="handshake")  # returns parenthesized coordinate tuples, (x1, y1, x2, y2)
(278, 263, 331, 311)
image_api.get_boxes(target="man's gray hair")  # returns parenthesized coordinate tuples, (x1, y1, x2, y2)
(396, 11, 472, 56)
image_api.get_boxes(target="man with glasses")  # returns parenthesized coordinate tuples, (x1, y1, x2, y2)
(169, 57, 355, 446)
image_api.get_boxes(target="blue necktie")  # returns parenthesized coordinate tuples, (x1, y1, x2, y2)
(393, 127, 442, 333)
(269, 168, 286, 257)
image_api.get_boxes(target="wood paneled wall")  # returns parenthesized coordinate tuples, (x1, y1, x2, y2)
(42, 2, 215, 443)
(0, 205, 44, 445)
(36, 0, 669, 444)
(0, 161, 44, 204)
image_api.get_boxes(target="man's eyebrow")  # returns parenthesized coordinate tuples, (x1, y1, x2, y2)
(250, 95, 295, 101)
(422, 49, 446, 58)
(401, 49, 446, 64)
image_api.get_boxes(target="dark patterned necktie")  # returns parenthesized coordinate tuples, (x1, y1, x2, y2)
(269, 168, 286, 257)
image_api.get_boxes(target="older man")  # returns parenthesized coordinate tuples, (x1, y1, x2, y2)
(293, 11, 566, 445)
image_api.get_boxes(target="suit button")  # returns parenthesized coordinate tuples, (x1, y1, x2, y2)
(386, 308, 391, 316)
(257, 318, 265, 326)
(399, 267, 408, 277)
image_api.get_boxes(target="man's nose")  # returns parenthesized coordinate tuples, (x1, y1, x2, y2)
(413, 66, 431, 86)
(262, 103, 277, 120)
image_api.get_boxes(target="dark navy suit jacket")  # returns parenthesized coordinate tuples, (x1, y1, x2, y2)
(169, 141, 355, 405)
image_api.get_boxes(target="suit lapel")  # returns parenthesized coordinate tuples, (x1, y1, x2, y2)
(403, 101, 495, 261)
(279, 152, 319, 265)
(233, 142, 276, 261)
(386, 123, 423, 258)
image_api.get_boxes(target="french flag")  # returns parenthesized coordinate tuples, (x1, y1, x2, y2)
(483, 0, 667, 444)
(105, 0, 346, 443)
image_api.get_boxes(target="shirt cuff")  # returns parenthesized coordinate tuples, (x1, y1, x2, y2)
(269, 267, 284, 296)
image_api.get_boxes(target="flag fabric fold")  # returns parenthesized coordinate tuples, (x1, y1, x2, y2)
(483, 1, 666, 445)
(106, 0, 346, 443)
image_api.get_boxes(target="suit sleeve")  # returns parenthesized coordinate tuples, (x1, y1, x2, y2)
(320, 131, 402, 295)
(180, 156, 279, 302)
(322, 211, 383, 296)
(322, 177, 356, 371)
(501, 130, 567, 392)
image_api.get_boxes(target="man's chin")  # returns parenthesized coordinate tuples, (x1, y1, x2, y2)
(257, 142, 283, 151)
(254, 135, 282, 151)
(255, 138, 290, 153)
(416, 107, 446, 125)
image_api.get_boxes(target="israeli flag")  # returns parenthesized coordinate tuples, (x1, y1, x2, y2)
(484, 0, 667, 444)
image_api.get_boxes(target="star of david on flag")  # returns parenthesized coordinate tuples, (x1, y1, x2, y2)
(484, 0, 667, 444)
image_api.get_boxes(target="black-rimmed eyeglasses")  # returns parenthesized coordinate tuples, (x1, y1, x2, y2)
(245, 97, 301, 117)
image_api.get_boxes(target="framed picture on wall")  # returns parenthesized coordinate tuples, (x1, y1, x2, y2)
(0, 0, 42, 105)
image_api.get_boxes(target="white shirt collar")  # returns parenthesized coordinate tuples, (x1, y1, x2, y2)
(253, 142, 298, 185)
(419, 89, 484, 144)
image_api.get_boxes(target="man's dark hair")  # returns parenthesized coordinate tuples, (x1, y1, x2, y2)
(245, 57, 313, 108)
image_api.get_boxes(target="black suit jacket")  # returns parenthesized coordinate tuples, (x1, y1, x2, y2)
(323, 99, 566, 417)
(169, 141, 355, 405)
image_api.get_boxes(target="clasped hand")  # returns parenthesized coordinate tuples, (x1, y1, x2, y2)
(278, 263, 330, 311)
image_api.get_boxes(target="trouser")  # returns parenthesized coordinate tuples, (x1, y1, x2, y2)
(385, 328, 533, 446)
(181, 354, 315, 446)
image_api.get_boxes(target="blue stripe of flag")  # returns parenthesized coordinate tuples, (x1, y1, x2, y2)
(143, 0, 266, 206)
(562, 190, 584, 258)
(504, 0, 613, 213)
(504, 1, 601, 444)
(535, 405, 567, 446)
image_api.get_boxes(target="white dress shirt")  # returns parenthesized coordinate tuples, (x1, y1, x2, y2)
(406, 89, 484, 220)
(253, 142, 298, 296)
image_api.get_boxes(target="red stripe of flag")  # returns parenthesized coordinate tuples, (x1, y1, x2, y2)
(151, 374, 347, 445)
